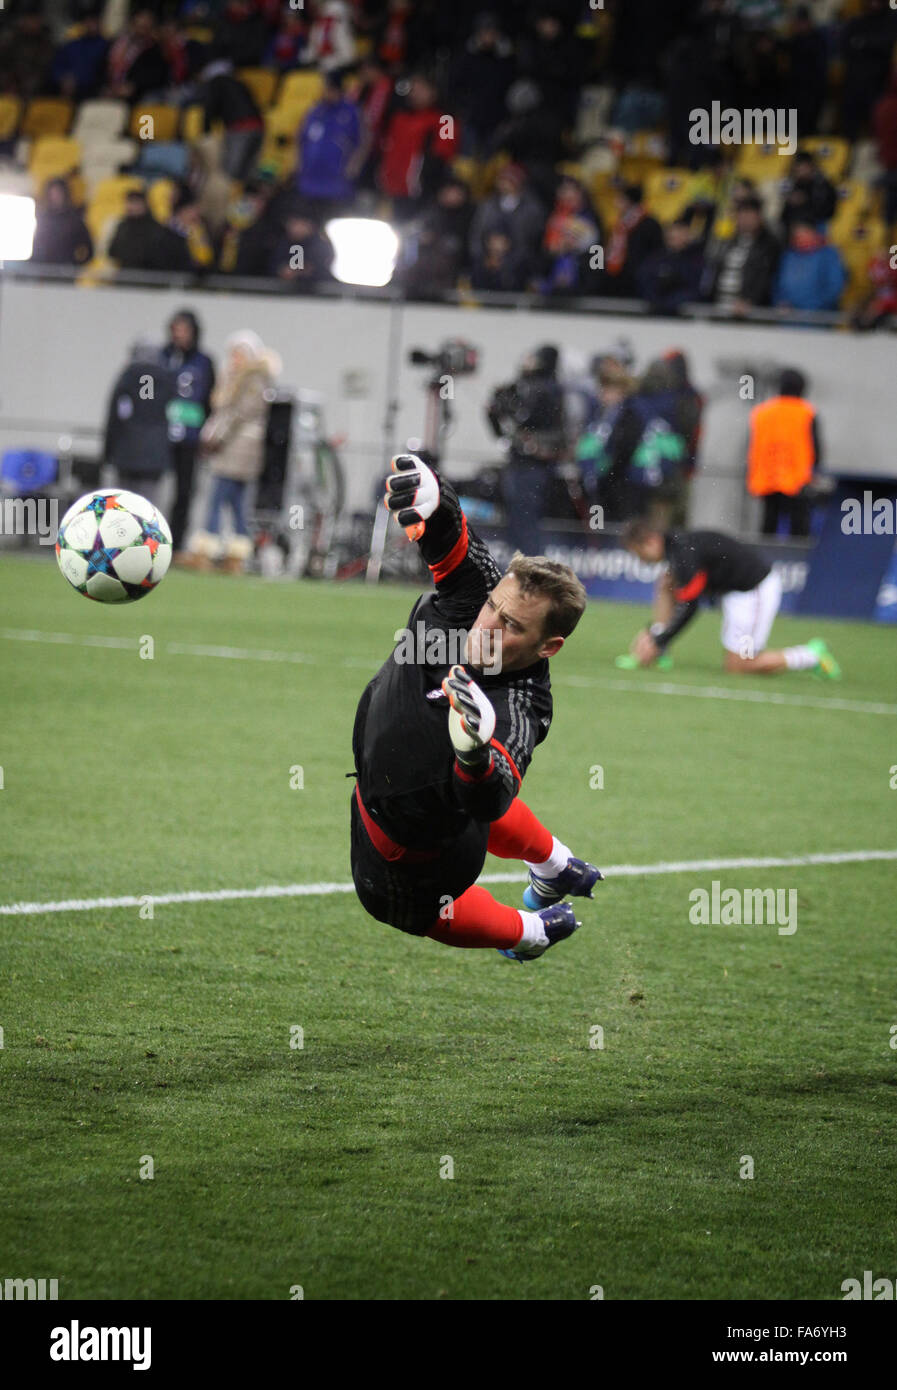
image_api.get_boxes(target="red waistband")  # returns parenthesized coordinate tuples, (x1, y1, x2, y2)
(354, 784, 439, 862)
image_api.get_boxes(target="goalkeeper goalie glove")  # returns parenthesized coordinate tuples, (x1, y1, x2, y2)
(442, 664, 496, 770)
(384, 453, 440, 541)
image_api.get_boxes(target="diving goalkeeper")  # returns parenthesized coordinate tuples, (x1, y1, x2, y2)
(349, 454, 602, 962)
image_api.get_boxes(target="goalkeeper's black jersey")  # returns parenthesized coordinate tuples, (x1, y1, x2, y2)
(352, 477, 553, 852)
(653, 529, 771, 649)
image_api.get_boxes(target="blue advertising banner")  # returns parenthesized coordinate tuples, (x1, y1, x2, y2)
(470, 523, 811, 614)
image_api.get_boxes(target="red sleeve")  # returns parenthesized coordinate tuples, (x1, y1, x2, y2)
(674, 570, 708, 602)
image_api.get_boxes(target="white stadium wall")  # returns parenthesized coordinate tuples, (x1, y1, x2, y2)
(0, 279, 894, 532)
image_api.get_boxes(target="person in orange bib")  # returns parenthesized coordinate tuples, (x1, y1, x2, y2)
(747, 369, 821, 537)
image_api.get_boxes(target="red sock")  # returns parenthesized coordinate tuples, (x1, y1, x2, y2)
(486, 797, 553, 862)
(425, 885, 523, 949)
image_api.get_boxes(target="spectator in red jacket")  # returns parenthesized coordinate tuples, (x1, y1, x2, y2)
(377, 73, 459, 220)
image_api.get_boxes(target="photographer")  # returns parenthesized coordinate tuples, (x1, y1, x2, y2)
(487, 344, 567, 554)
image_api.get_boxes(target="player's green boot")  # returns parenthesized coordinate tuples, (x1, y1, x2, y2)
(615, 653, 673, 670)
(807, 638, 841, 680)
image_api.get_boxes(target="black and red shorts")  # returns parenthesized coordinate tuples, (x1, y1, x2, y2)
(349, 788, 489, 936)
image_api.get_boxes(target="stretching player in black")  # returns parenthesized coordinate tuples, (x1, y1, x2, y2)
(622, 519, 840, 676)
(350, 454, 602, 962)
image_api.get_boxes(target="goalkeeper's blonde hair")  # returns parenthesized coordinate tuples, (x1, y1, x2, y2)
(505, 552, 587, 639)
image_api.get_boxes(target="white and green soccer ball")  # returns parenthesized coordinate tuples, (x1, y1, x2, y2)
(55, 489, 172, 603)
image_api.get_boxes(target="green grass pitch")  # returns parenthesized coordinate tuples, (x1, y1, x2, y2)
(1, 552, 895, 1300)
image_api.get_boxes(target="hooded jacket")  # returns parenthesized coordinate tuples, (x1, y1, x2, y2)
(200, 353, 278, 482)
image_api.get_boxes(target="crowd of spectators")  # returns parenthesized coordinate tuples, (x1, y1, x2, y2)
(4, 0, 897, 323)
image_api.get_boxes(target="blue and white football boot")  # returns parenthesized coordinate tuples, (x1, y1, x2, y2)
(522, 856, 604, 911)
(499, 902, 581, 963)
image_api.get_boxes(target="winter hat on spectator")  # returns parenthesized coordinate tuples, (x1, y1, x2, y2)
(225, 330, 265, 360)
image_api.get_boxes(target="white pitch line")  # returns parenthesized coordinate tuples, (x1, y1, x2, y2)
(3, 626, 896, 714)
(554, 674, 897, 717)
(2, 849, 895, 917)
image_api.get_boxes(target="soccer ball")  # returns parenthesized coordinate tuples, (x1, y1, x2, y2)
(56, 489, 172, 603)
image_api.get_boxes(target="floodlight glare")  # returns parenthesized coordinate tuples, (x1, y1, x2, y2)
(0, 194, 36, 261)
(325, 217, 399, 287)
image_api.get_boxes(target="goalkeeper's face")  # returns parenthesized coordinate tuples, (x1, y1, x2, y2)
(467, 575, 564, 674)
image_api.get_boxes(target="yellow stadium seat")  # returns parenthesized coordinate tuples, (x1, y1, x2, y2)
(258, 114, 298, 178)
(266, 103, 308, 141)
(735, 142, 792, 181)
(589, 170, 619, 226)
(237, 67, 279, 110)
(271, 96, 321, 139)
(29, 135, 82, 189)
(479, 152, 511, 197)
(22, 98, 73, 138)
(180, 105, 205, 143)
(626, 131, 666, 160)
(0, 95, 22, 140)
(836, 222, 886, 308)
(86, 175, 145, 243)
(643, 168, 692, 220)
(278, 71, 324, 109)
(800, 136, 850, 183)
(129, 104, 179, 143)
(451, 156, 479, 192)
(830, 180, 879, 239)
(147, 178, 177, 223)
(618, 154, 664, 186)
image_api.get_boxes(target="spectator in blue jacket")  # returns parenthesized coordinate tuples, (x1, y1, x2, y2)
(51, 10, 110, 100)
(773, 219, 847, 313)
(296, 73, 363, 216)
(161, 310, 216, 553)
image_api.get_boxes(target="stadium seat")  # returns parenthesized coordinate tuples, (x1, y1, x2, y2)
(735, 142, 793, 181)
(28, 135, 82, 191)
(278, 70, 324, 110)
(837, 221, 887, 308)
(22, 98, 73, 138)
(450, 157, 480, 195)
(619, 153, 665, 185)
(1, 449, 58, 492)
(237, 67, 279, 109)
(147, 178, 177, 223)
(129, 104, 180, 143)
(589, 170, 619, 227)
(86, 174, 144, 244)
(478, 151, 511, 196)
(0, 95, 22, 141)
(575, 85, 614, 146)
(269, 95, 319, 140)
(830, 180, 880, 240)
(181, 105, 206, 143)
(136, 140, 190, 180)
(259, 111, 299, 178)
(800, 136, 850, 183)
(72, 99, 128, 144)
(80, 139, 139, 195)
(644, 168, 692, 221)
